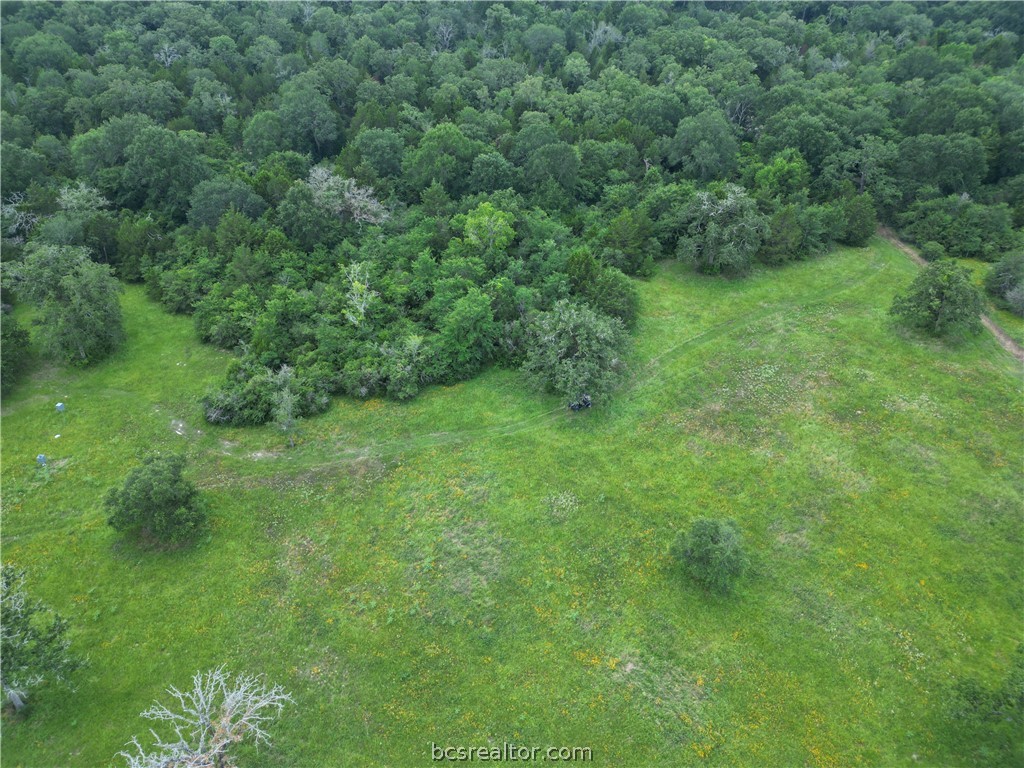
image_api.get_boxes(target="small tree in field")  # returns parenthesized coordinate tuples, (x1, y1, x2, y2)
(10, 244, 124, 365)
(1, 565, 82, 713)
(121, 667, 292, 768)
(521, 300, 629, 408)
(890, 260, 983, 336)
(105, 456, 205, 545)
(671, 518, 748, 594)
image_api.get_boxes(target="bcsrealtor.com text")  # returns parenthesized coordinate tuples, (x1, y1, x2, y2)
(431, 743, 593, 762)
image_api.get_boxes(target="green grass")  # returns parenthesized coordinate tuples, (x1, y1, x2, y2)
(3, 238, 1022, 767)
(960, 257, 1024, 346)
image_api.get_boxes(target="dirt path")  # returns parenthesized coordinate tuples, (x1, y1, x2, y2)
(877, 226, 1024, 363)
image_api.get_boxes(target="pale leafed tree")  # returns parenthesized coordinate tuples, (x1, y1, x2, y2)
(306, 167, 389, 227)
(1, 565, 82, 713)
(271, 365, 300, 448)
(342, 262, 378, 329)
(434, 20, 456, 52)
(121, 667, 292, 768)
(1, 192, 39, 242)
(153, 43, 181, 68)
(57, 181, 110, 213)
(586, 21, 624, 54)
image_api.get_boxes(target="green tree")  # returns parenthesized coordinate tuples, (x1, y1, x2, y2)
(521, 300, 629, 407)
(459, 202, 516, 273)
(839, 193, 876, 247)
(10, 245, 124, 365)
(242, 111, 285, 161)
(437, 287, 498, 379)
(670, 109, 738, 182)
(121, 126, 210, 221)
(985, 252, 1024, 317)
(187, 177, 268, 230)
(105, 455, 206, 545)
(567, 248, 640, 329)
(279, 83, 337, 156)
(0, 316, 31, 396)
(352, 128, 405, 178)
(0, 565, 82, 713)
(677, 185, 769, 275)
(890, 261, 983, 336)
(402, 122, 486, 198)
(670, 518, 748, 594)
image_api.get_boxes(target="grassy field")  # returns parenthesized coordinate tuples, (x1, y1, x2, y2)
(2, 238, 1022, 767)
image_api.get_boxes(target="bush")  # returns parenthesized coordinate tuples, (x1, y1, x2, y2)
(919, 241, 946, 262)
(890, 261, 983, 336)
(670, 518, 748, 594)
(105, 456, 205, 544)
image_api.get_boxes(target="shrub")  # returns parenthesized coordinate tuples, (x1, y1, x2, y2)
(890, 260, 983, 336)
(919, 241, 946, 262)
(105, 456, 205, 544)
(670, 518, 748, 594)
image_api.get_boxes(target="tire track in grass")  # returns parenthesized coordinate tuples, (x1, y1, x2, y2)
(196, 256, 891, 489)
(3, 255, 892, 515)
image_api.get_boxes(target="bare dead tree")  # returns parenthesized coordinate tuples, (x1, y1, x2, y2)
(434, 20, 456, 52)
(153, 43, 181, 68)
(120, 667, 292, 768)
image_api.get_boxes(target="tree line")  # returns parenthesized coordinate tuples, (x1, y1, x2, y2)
(1, 1, 1021, 410)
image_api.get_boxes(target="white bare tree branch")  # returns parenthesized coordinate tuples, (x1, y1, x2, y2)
(120, 667, 292, 768)
(1, 192, 39, 240)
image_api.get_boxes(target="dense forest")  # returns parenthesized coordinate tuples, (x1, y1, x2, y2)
(2, 1, 1022, 418)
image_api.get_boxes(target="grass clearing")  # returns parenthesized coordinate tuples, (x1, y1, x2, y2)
(2, 238, 1022, 767)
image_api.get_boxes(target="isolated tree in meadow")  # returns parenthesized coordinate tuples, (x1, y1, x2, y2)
(0, 565, 82, 713)
(890, 260, 983, 336)
(671, 518, 749, 595)
(121, 667, 292, 768)
(10, 244, 124, 365)
(105, 455, 206, 545)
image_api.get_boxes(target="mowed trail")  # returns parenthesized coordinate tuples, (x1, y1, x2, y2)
(877, 226, 1024, 363)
